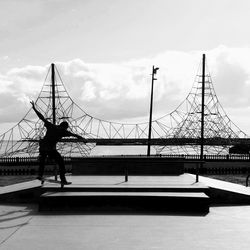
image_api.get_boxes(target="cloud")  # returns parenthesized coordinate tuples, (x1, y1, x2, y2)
(206, 46, 250, 107)
(0, 66, 46, 122)
(1, 46, 250, 135)
(54, 55, 200, 121)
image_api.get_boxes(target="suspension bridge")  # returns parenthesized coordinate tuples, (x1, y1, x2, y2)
(0, 54, 248, 158)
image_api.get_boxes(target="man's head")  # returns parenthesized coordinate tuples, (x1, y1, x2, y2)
(59, 121, 69, 129)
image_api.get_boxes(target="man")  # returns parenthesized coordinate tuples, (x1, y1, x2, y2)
(31, 101, 84, 185)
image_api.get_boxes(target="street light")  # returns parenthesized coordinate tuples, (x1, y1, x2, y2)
(147, 65, 159, 156)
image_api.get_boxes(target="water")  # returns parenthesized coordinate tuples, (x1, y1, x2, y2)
(90, 146, 153, 156)
(0, 139, 153, 157)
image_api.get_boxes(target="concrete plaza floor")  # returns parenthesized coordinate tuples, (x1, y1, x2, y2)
(1, 203, 250, 250)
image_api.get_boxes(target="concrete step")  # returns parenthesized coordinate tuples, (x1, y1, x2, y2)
(39, 191, 210, 213)
(41, 185, 209, 193)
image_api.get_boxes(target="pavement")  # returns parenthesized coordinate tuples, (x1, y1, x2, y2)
(1, 203, 250, 250)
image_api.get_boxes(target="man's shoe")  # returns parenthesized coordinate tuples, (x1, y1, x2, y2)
(61, 180, 72, 185)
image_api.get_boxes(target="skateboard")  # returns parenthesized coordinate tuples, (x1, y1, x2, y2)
(40, 178, 72, 189)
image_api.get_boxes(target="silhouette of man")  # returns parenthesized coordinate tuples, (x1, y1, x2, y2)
(31, 101, 84, 184)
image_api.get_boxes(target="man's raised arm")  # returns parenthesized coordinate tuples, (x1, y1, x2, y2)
(30, 101, 46, 123)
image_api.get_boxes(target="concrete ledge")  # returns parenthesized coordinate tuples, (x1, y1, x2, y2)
(0, 180, 42, 203)
(39, 191, 209, 213)
(196, 175, 250, 204)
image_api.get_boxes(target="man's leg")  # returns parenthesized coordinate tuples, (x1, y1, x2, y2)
(37, 152, 47, 180)
(51, 150, 68, 183)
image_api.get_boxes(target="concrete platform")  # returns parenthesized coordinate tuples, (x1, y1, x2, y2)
(2, 174, 250, 205)
(39, 175, 210, 213)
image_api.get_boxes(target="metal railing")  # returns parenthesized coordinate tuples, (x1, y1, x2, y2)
(123, 160, 204, 183)
(1, 154, 250, 164)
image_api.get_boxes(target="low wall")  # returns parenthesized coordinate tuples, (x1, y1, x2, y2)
(71, 157, 184, 175)
(185, 162, 250, 174)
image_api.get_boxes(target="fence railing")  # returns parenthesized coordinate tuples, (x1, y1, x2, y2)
(1, 155, 250, 177)
(160, 154, 250, 161)
(0, 156, 72, 165)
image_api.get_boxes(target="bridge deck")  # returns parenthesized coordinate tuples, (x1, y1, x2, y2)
(24, 138, 250, 145)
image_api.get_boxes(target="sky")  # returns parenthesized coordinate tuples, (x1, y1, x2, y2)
(1, 0, 250, 136)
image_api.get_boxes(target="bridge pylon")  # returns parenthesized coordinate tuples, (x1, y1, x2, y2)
(0, 57, 248, 157)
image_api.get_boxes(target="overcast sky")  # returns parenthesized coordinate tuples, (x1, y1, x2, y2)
(1, 0, 250, 136)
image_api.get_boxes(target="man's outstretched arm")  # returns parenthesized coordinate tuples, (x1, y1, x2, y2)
(66, 131, 87, 143)
(30, 101, 47, 123)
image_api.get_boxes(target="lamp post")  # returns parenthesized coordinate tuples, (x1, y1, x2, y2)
(200, 54, 206, 163)
(147, 65, 159, 156)
(51, 63, 56, 125)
